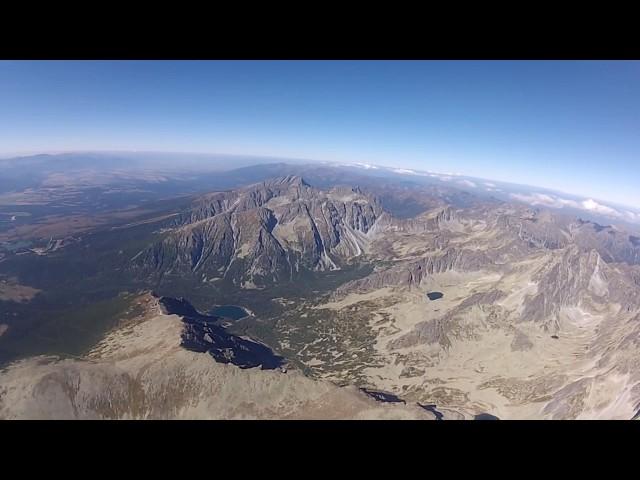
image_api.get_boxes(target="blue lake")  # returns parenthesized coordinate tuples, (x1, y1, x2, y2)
(209, 305, 249, 320)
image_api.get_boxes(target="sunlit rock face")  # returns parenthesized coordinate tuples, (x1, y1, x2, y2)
(132, 176, 383, 286)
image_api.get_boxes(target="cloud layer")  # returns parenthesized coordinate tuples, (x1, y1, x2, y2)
(344, 162, 640, 224)
(509, 192, 640, 223)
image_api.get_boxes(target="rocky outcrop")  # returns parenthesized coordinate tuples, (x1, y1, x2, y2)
(572, 219, 640, 265)
(388, 317, 451, 350)
(332, 248, 493, 300)
(382, 206, 458, 234)
(132, 177, 384, 286)
(511, 329, 534, 351)
(520, 247, 611, 325)
(388, 290, 507, 350)
(499, 209, 571, 250)
(500, 211, 640, 264)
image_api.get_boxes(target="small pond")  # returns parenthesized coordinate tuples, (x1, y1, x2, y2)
(209, 305, 249, 320)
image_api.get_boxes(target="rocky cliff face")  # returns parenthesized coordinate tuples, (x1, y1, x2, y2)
(500, 209, 640, 264)
(382, 206, 458, 234)
(130, 177, 640, 293)
(332, 247, 494, 300)
(131, 176, 383, 286)
(572, 219, 640, 265)
(519, 247, 605, 326)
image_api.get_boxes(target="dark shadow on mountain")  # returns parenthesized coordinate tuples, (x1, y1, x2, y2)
(158, 295, 285, 370)
(360, 388, 406, 404)
(417, 403, 444, 420)
(474, 413, 500, 420)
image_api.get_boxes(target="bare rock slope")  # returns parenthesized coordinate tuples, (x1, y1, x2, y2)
(132, 176, 383, 286)
(0, 294, 435, 420)
(276, 203, 640, 419)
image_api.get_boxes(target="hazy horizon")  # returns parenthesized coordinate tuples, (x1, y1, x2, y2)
(1, 60, 639, 207)
(3, 148, 640, 214)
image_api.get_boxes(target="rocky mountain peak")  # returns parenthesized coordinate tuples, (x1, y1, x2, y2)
(261, 175, 308, 188)
(132, 176, 384, 286)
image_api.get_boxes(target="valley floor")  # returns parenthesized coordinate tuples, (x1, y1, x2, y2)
(0, 294, 436, 420)
(290, 268, 640, 420)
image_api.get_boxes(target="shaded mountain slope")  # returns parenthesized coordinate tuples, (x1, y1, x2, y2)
(0, 294, 436, 420)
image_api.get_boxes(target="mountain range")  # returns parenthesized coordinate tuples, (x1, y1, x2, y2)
(2, 156, 640, 419)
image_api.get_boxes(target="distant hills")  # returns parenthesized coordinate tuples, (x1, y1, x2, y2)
(2, 151, 638, 230)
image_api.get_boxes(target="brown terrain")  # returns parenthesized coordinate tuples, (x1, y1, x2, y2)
(3, 174, 640, 419)
(0, 294, 436, 420)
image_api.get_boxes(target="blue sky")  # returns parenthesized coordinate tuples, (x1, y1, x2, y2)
(1, 60, 639, 207)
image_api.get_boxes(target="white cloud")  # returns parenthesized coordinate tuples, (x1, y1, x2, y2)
(458, 179, 477, 188)
(354, 163, 378, 169)
(484, 182, 496, 188)
(508, 192, 640, 223)
(410, 171, 432, 177)
(510, 193, 580, 209)
(581, 198, 619, 216)
(392, 168, 417, 175)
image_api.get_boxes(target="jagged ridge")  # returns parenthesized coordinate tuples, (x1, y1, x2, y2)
(132, 176, 384, 286)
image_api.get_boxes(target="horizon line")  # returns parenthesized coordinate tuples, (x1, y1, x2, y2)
(1, 148, 638, 212)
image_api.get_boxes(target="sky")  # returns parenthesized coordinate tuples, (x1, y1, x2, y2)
(0, 60, 639, 207)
